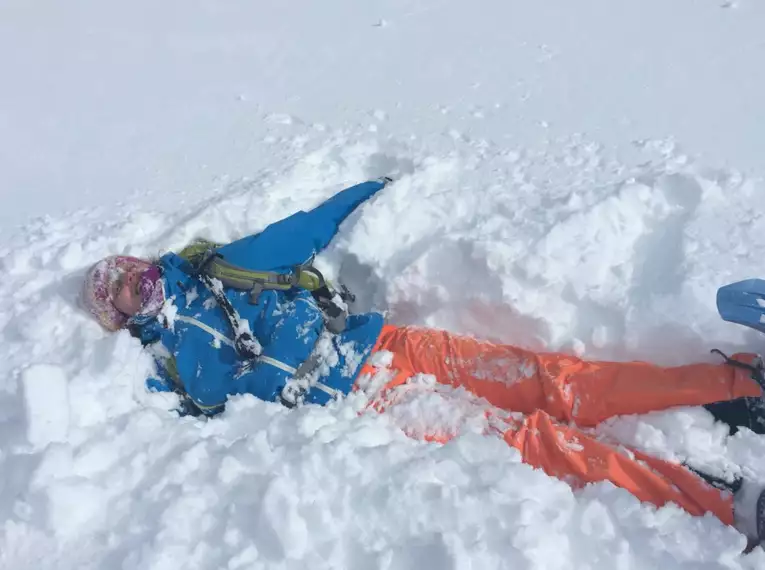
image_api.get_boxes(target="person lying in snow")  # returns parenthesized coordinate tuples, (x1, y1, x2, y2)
(81, 178, 765, 550)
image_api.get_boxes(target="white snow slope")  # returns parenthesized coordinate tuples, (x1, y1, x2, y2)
(2, 1, 765, 569)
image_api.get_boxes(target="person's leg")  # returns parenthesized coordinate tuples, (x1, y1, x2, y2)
(501, 409, 735, 524)
(362, 362, 738, 526)
(361, 327, 760, 538)
(371, 326, 762, 426)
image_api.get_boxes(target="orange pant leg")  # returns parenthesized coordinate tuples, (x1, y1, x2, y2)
(373, 325, 761, 426)
(363, 326, 740, 526)
(503, 410, 734, 525)
(361, 353, 736, 525)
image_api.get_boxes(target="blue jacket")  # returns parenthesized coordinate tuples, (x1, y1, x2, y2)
(138, 180, 387, 414)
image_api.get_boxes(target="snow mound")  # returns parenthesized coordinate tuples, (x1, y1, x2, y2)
(1, 128, 765, 568)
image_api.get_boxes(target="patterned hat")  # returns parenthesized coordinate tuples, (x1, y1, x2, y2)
(81, 255, 161, 331)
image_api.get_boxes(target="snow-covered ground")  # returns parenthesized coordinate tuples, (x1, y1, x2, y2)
(2, 1, 765, 568)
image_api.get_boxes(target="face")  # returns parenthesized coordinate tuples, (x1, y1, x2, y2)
(111, 259, 154, 316)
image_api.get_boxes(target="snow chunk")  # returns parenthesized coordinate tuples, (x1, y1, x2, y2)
(21, 364, 70, 448)
(159, 296, 179, 330)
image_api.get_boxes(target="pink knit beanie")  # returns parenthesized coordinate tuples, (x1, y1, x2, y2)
(81, 256, 163, 330)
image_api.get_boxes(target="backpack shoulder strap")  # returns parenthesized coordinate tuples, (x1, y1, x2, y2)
(178, 238, 222, 266)
(177, 239, 352, 335)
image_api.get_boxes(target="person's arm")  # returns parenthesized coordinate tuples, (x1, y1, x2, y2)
(213, 178, 391, 269)
(176, 291, 325, 413)
(303, 177, 391, 253)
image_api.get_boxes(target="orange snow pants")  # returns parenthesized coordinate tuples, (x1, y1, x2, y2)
(360, 325, 762, 526)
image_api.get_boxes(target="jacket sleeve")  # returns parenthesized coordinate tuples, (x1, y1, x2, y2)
(302, 178, 390, 253)
(176, 291, 325, 413)
(213, 178, 390, 270)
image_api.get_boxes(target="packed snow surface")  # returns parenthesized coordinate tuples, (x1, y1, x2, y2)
(2, 1, 765, 569)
